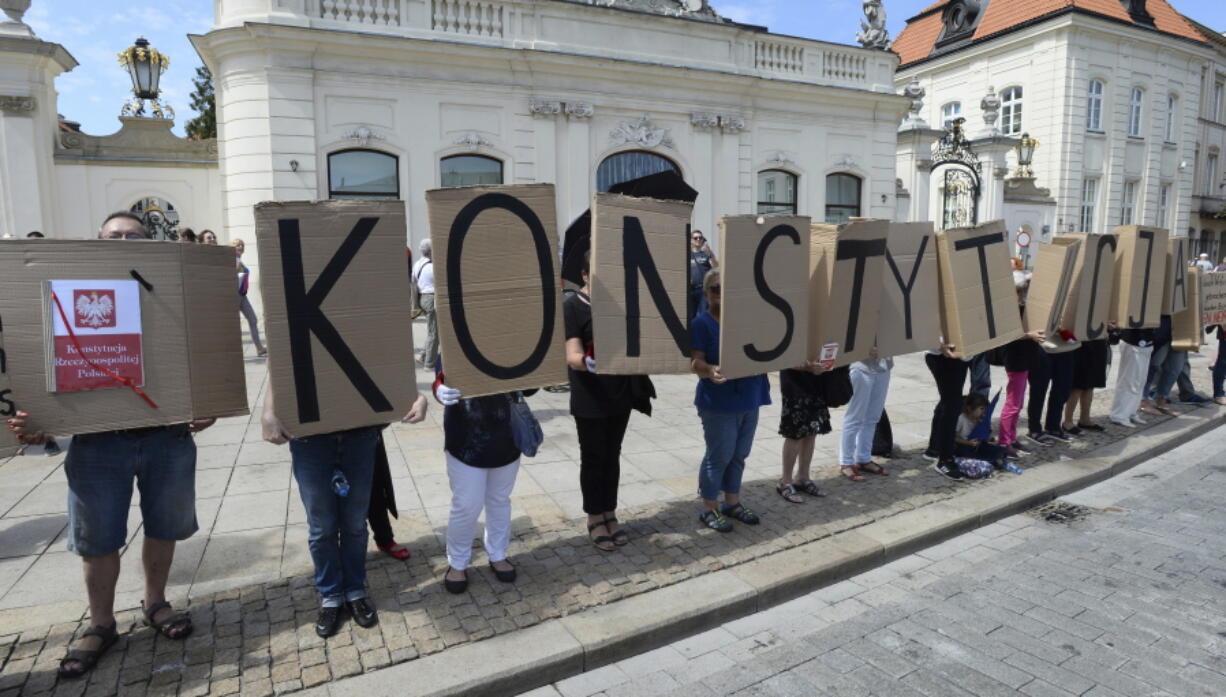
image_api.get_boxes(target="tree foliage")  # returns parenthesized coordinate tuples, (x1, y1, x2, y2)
(185, 66, 216, 140)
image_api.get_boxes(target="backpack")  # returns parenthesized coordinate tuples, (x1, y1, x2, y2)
(955, 457, 994, 480)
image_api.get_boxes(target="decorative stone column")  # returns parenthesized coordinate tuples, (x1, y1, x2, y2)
(0, 27, 77, 238)
(895, 79, 942, 223)
(969, 134, 1017, 224)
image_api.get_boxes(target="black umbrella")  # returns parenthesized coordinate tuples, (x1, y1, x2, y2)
(560, 170, 699, 285)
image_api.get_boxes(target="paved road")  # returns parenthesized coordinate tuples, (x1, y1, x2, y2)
(519, 427, 1226, 697)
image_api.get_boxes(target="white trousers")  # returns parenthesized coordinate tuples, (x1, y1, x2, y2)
(1111, 342, 1152, 422)
(839, 368, 891, 467)
(445, 452, 519, 570)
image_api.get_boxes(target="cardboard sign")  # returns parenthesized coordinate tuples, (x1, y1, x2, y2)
(1056, 233, 1117, 342)
(1110, 225, 1168, 329)
(1025, 238, 1082, 339)
(426, 184, 566, 397)
(1162, 237, 1189, 316)
(1202, 272, 1226, 326)
(1171, 267, 1203, 352)
(935, 220, 1024, 358)
(256, 200, 417, 438)
(0, 241, 248, 437)
(877, 222, 941, 358)
(590, 193, 693, 375)
(0, 317, 18, 458)
(809, 220, 889, 366)
(717, 215, 811, 379)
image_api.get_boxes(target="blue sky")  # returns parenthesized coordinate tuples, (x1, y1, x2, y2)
(26, 0, 1226, 137)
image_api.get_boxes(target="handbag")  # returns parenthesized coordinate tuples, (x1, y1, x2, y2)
(509, 391, 544, 458)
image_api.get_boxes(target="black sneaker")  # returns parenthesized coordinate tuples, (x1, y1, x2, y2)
(1010, 440, 1032, 453)
(347, 597, 378, 629)
(1045, 430, 1073, 443)
(933, 459, 966, 481)
(1023, 432, 1052, 446)
(315, 605, 343, 638)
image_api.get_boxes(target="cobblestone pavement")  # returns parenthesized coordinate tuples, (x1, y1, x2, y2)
(0, 327, 1220, 697)
(521, 425, 1226, 697)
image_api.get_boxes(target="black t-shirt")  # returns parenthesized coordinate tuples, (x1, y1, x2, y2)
(690, 250, 714, 288)
(1119, 327, 1156, 347)
(563, 293, 637, 419)
(1004, 337, 1040, 373)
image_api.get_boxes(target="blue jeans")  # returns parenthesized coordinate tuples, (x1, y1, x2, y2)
(64, 425, 198, 557)
(969, 353, 991, 397)
(688, 287, 708, 322)
(1152, 347, 1187, 402)
(290, 426, 380, 605)
(697, 408, 758, 501)
(840, 368, 890, 466)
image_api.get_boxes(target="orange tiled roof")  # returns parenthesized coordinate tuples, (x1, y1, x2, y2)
(895, 0, 1207, 68)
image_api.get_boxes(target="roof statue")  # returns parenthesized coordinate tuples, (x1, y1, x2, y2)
(857, 0, 890, 50)
(557, 0, 726, 22)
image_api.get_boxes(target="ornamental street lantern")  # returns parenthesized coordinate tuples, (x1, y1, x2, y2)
(1015, 132, 1038, 178)
(118, 37, 174, 119)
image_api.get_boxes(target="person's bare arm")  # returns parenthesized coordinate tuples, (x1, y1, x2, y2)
(6, 411, 47, 447)
(261, 385, 288, 445)
(565, 337, 587, 371)
(401, 394, 428, 424)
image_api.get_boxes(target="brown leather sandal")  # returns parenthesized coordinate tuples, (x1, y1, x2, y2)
(142, 600, 193, 640)
(58, 622, 118, 679)
(840, 465, 866, 482)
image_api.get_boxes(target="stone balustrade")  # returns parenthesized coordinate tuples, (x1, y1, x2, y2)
(215, 0, 896, 92)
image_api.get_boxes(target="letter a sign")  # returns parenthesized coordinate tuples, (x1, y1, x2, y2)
(256, 200, 418, 437)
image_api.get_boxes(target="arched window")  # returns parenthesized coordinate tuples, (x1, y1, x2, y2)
(328, 149, 399, 199)
(941, 101, 962, 128)
(1086, 80, 1105, 132)
(1165, 94, 1178, 142)
(129, 196, 181, 240)
(825, 173, 861, 223)
(757, 170, 798, 215)
(1001, 86, 1023, 135)
(596, 150, 680, 192)
(1128, 87, 1144, 137)
(440, 154, 503, 187)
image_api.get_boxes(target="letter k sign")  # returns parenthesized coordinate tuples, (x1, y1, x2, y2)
(278, 217, 394, 424)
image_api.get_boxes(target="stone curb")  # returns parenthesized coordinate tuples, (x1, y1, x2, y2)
(313, 406, 1226, 697)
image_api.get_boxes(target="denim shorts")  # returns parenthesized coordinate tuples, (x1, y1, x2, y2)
(64, 425, 198, 557)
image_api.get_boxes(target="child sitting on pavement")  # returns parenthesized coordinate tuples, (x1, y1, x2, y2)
(955, 393, 1022, 474)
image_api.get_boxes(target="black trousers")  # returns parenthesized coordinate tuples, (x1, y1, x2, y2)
(574, 410, 632, 515)
(1027, 351, 1074, 435)
(925, 353, 969, 460)
(367, 434, 396, 548)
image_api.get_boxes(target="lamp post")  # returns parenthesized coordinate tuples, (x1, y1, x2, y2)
(117, 37, 174, 119)
(1014, 132, 1038, 178)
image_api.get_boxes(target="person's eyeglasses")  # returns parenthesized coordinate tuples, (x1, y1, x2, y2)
(692, 236, 704, 241)
(101, 232, 148, 240)
(708, 284, 721, 293)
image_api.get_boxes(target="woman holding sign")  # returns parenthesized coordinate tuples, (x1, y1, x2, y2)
(432, 365, 535, 593)
(690, 269, 770, 532)
(564, 253, 655, 551)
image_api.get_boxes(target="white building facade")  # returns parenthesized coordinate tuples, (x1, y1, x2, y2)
(191, 0, 907, 279)
(892, 0, 1214, 248)
(1190, 19, 1226, 261)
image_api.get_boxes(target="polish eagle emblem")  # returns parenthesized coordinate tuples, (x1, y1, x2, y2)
(73, 290, 116, 329)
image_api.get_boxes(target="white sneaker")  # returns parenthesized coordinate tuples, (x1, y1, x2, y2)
(1131, 414, 1148, 425)
(1109, 418, 1135, 428)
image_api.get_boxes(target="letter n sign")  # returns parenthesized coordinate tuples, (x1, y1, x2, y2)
(255, 200, 418, 438)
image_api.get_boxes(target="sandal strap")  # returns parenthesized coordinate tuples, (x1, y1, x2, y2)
(609, 528, 628, 539)
(142, 600, 171, 622)
(81, 623, 118, 640)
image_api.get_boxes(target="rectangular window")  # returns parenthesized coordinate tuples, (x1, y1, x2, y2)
(941, 102, 962, 129)
(1165, 95, 1176, 142)
(1120, 181, 1137, 225)
(1087, 80, 1104, 132)
(1080, 178, 1098, 231)
(1215, 81, 1224, 121)
(1208, 154, 1219, 197)
(1157, 183, 1171, 227)
(1128, 88, 1143, 137)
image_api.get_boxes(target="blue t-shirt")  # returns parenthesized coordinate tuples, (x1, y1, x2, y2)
(689, 311, 771, 412)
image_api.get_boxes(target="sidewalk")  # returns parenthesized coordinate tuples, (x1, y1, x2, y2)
(0, 324, 1221, 697)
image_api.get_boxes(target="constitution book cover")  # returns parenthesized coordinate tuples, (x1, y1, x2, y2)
(43, 279, 145, 392)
